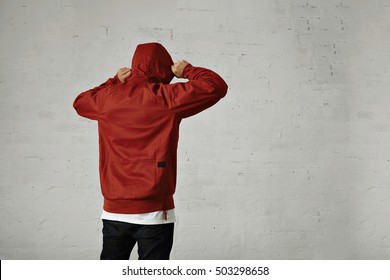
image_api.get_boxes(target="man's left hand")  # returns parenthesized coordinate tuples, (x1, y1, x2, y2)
(117, 67, 132, 83)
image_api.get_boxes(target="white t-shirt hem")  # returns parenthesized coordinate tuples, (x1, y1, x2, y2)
(101, 209, 176, 225)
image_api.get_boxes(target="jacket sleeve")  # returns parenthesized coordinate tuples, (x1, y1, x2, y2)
(159, 64, 228, 118)
(73, 74, 119, 120)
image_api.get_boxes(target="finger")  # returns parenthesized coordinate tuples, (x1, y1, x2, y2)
(119, 67, 130, 74)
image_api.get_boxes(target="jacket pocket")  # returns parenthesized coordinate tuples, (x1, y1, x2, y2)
(102, 159, 159, 200)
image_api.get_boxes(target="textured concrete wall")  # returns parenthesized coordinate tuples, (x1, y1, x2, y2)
(1, 0, 390, 259)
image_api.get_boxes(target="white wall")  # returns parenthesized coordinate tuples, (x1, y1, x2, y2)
(1, 0, 390, 259)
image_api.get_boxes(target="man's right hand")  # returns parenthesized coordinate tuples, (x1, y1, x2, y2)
(171, 60, 189, 78)
(117, 67, 132, 83)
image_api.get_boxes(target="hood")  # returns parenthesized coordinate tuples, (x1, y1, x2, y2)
(131, 42, 174, 84)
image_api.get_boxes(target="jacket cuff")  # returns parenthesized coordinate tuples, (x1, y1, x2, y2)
(113, 74, 120, 84)
(182, 64, 194, 79)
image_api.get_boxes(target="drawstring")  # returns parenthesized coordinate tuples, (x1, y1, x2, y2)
(164, 210, 167, 221)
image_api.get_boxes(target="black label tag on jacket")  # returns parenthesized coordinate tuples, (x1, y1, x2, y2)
(157, 162, 166, 168)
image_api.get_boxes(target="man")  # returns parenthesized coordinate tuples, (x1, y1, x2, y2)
(73, 42, 228, 260)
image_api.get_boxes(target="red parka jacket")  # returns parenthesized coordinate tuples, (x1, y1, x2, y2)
(73, 43, 228, 214)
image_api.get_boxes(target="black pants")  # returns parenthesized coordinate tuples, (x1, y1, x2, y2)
(100, 219, 174, 260)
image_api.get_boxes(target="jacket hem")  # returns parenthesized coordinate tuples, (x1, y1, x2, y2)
(103, 195, 174, 214)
